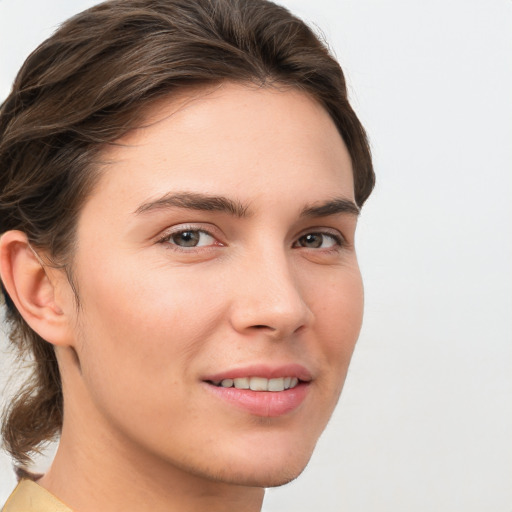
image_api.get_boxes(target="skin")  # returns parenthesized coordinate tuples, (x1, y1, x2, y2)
(1, 82, 363, 512)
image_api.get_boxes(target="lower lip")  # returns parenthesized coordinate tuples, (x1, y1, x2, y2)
(204, 382, 309, 417)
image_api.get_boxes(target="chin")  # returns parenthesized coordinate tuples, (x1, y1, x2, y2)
(197, 444, 315, 488)
(207, 462, 308, 489)
(247, 465, 308, 489)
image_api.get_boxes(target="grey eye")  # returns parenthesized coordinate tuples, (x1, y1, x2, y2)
(296, 233, 339, 249)
(169, 230, 215, 247)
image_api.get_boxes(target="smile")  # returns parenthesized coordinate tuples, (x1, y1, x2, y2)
(209, 376, 300, 392)
(203, 365, 312, 417)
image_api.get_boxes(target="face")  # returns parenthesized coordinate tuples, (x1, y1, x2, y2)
(61, 83, 363, 487)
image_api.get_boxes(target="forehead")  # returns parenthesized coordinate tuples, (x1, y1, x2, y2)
(86, 82, 354, 218)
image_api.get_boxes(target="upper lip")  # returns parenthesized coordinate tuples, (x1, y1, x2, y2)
(203, 363, 313, 383)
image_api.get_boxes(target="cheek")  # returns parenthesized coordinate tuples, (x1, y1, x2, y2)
(69, 262, 229, 447)
(310, 266, 364, 384)
(73, 259, 225, 394)
(313, 263, 364, 335)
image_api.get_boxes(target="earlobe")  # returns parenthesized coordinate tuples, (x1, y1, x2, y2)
(0, 230, 73, 346)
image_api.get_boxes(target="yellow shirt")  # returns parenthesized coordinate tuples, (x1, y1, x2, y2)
(2, 480, 72, 512)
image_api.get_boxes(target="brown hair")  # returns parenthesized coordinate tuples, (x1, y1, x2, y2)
(0, 0, 374, 468)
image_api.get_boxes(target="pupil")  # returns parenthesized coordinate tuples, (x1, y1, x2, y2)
(175, 231, 199, 247)
(303, 234, 322, 248)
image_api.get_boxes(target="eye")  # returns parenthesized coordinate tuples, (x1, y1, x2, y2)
(294, 232, 341, 249)
(162, 229, 216, 248)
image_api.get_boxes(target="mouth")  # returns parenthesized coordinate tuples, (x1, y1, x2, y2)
(203, 365, 312, 417)
(207, 376, 300, 392)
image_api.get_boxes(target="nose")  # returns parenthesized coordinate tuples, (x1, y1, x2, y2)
(229, 247, 312, 339)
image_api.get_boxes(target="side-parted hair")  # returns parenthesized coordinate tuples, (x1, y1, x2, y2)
(0, 0, 374, 468)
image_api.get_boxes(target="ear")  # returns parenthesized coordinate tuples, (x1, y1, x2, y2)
(0, 230, 75, 347)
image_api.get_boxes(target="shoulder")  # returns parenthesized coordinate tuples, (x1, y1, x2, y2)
(2, 480, 72, 512)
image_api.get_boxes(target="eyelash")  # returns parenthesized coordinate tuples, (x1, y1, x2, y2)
(293, 232, 344, 250)
(157, 226, 222, 251)
(157, 225, 346, 253)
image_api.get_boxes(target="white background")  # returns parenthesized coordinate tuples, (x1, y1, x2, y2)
(1, 1, 511, 511)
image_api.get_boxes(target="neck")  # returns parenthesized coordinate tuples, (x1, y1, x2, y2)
(38, 357, 265, 512)
(38, 425, 265, 512)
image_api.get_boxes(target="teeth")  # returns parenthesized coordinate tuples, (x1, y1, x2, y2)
(249, 377, 268, 391)
(233, 377, 250, 389)
(217, 376, 300, 391)
(268, 377, 285, 392)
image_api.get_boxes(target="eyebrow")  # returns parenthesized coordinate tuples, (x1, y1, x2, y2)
(134, 192, 359, 219)
(134, 192, 250, 217)
(300, 197, 360, 218)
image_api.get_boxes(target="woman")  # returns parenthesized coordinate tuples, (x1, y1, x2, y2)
(0, 0, 374, 510)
